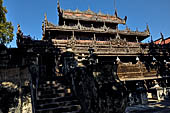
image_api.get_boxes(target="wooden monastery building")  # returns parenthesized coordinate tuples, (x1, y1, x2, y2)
(0, 1, 170, 113)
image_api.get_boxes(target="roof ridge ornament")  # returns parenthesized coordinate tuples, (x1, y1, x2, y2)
(75, 8, 80, 13)
(98, 10, 102, 15)
(114, 9, 118, 17)
(17, 24, 21, 34)
(125, 25, 130, 31)
(44, 13, 47, 22)
(145, 24, 150, 34)
(160, 32, 164, 39)
(114, 0, 117, 16)
(88, 5, 91, 11)
(85, 6, 95, 14)
(44, 13, 48, 27)
(57, 0, 61, 12)
(124, 16, 127, 23)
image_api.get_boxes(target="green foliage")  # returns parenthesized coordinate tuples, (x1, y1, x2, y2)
(0, 0, 14, 44)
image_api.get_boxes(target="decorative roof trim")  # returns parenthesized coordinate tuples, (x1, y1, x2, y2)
(58, 8, 126, 24)
(45, 23, 150, 38)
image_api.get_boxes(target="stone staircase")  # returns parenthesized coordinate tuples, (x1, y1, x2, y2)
(35, 76, 82, 113)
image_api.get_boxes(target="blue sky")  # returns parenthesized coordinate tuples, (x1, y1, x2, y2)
(4, 0, 170, 47)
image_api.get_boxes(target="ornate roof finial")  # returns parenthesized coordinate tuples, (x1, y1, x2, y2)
(160, 32, 164, 39)
(44, 13, 47, 21)
(124, 16, 127, 23)
(114, 9, 118, 17)
(160, 32, 165, 44)
(114, 0, 118, 17)
(44, 13, 48, 26)
(88, 5, 90, 11)
(75, 8, 80, 12)
(146, 24, 150, 33)
(57, 0, 60, 11)
(98, 10, 102, 15)
(17, 24, 21, 34)
(158, 32, 164, 44)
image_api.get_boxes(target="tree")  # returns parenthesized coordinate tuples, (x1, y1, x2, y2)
(0, 0, 14, 44)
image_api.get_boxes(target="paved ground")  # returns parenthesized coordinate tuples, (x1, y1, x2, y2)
(125, 99, 170, 113)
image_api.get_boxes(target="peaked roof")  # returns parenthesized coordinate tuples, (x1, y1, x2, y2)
(154, 37, 170, 45)
(57, 1, 126, 24)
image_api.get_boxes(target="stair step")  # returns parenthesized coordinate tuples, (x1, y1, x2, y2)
(37, 92, 72, 99)
(38, 82, 61, 88)
(37, 96, 78, 105)
(36, 105, 81, 113)
(35, 76, 82, 113)
(37, 100, 80, 109)
(38, 77, 67, 84)
(37, 85, 69, 92)
(37, 88, 71, 97)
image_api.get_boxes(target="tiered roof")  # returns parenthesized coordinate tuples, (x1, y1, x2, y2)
(41, 0, 150, 42)
(57, 1, 126, 25)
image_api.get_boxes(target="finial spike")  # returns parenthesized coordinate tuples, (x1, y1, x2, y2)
(114, 9, 118, 17)
(57, 0, 60, 9)
(98, 10, 102, 15)
(17, 24, 21, 34)
(146, 24, 150, 33)
(160, 32, 164, 39)
(44, 13, 47, 21)
(88, 5, 90, 10)
(114, 0, 116, 11)
(114, 0, 118, 17)
(124, 16, 127, 23)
